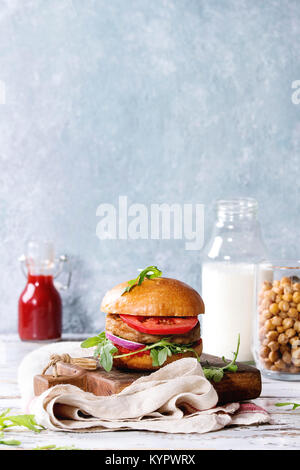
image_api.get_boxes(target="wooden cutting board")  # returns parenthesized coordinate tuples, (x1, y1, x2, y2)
(34, 354, 261, 405)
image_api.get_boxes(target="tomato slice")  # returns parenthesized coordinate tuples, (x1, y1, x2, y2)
(112, 343, 150, 356)
(119, 315, 198, 335)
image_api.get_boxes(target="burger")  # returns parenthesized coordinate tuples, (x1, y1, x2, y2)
(82, 268, 204, 371)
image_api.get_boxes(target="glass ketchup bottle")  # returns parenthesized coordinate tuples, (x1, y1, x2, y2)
(18, 241, 71, 342)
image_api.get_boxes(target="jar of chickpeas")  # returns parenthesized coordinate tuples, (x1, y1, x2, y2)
(254, 261, 300, 380)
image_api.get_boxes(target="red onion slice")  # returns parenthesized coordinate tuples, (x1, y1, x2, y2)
(106, 332, 145, 351)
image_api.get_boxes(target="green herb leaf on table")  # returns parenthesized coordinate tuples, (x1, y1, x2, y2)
(0, 409, 44, 433)
(33, 444, 80, 450)
(122, 266, 162, 295)
(275, 402, 300, 410)
(0, 431, 21, 446)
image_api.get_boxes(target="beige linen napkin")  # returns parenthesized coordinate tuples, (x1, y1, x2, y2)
(30, 358, 269, 434)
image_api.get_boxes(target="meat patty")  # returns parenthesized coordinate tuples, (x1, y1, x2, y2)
(105, 313, 200, 344)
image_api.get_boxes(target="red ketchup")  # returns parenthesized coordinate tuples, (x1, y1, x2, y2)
(18, 273, 62, 341)
(18, 241, 69, 342)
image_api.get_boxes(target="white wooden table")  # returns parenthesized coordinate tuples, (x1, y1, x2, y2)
(1, 334, 300, 450)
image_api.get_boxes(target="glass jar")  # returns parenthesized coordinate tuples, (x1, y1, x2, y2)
(254, 261, 300, 380)
(201, 198, 267, 361)
(18, 241, 71, 342)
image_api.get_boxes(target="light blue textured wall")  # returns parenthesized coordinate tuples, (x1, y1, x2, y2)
(0, 0, 299, 334)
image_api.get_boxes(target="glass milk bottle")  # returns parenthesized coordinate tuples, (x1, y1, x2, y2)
(201, 198, 267, 361)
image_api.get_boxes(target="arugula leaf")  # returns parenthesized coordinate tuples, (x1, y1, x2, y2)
(0, 438, 21, 446)
(33, 444, 80, 450)
(150, 349, 159, 367)
(0, 431, 21, 446)
(203, 334, 240, 383)
(81, 332, 201, 372)
(81, 336, 102, 348)
(158, 348, 168, 366)
(99, 341, 118, 372)
(81, 331, 241, 381)
(275, 402, 300, 410)
(203, 368, 224, 383)
(81, 331, 106, 349)
(122, 266, 162, 295)
(0, 410, 43, 433)
(81, 333, 117, 372)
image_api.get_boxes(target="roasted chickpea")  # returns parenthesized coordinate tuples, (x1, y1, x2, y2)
(294, 321, 300, 333)
(279, 301, 289, 312)
(263, 359, 273, 369)
(260, 346, 270, 358)
(259, 327, 266, 340)
(279, 311, 288, 319)
(291, 348, 300, 367)
(293, 292, 300, 304)
(265, 290, 276, 301)
(290, 337, 300, 348)
(262, 310, 273, 320)
(284, 285, 293, 295)
(277, 326, 285, 333)
(289, 366, 300, 373)
(269, 303, 279, 315)
(278, 333, 289, 345)
(293, 283, 300, 292)
(269, 350, 280, 363)
(265, 319, 276, 331)
(271, 315, 282, 327)
(261, 299, 271, 309)
(268, 341, 279, 351)
(285, 328, 296, 339)
(282, 350, 292, 364)
(262, 281, 272, 291)
(280, 344, 290, 354)
(288, 307, 298, 319)
(266, 330, 279, 341)
(282, 293, 293, 302)
(274, 359, 286, 370)
(297, 303, 300, 312)
(282, 317, 294, 330)
(281, 277, 291, 285)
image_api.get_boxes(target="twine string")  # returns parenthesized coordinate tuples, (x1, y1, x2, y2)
(42, 353, 98, 377)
